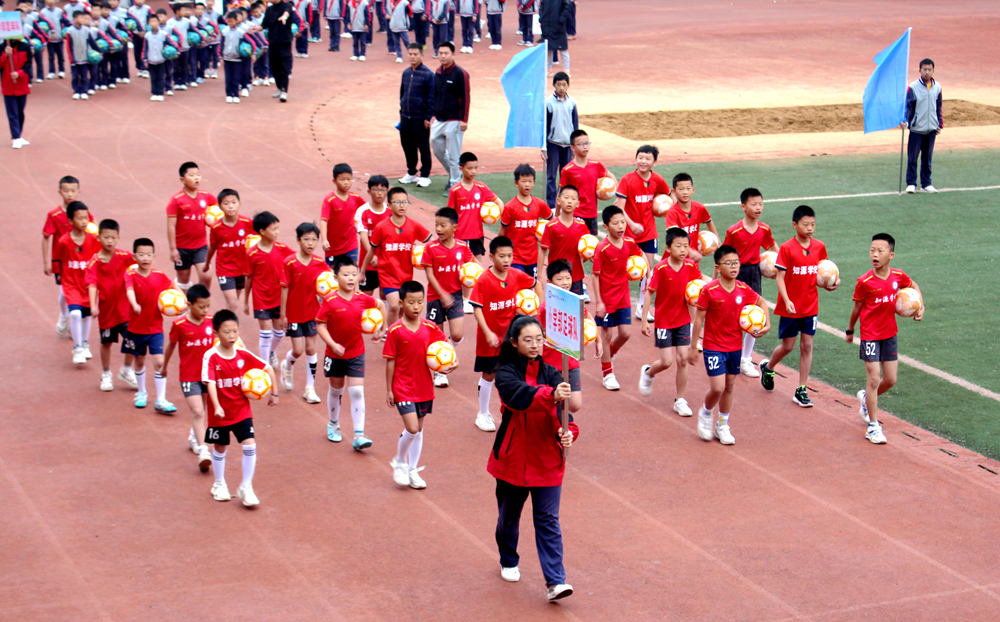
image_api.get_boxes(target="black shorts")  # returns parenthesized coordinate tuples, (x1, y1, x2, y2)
(737, 263, 762, 295)
(181, 380, 208, 398)
(205, 418, 254, 446)
(568, 367, 581, 392)
(581, 217, 598, 237)
(253, 306, 281, 320)
(218, 275, 246, 291)
(570, 280, 584, 296)
(175, 245, 208, 270)
(474, 355, 498, 374)
(655, 324, 692, 348)
(324, 353, 365, 378)
(427, 292, 464, 324)
(67, 304, 91, 317)
(361, 269, 380, 291)
(860, 336, 898, 362)
(396, 399, 433, 418)
(286, 320, 317, 338)
(461, 237, 485, 257)
(100, 322, 129, 344)
(54, 273, 62, 286)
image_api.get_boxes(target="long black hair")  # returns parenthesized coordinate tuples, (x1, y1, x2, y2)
(498, 315, 544, 366)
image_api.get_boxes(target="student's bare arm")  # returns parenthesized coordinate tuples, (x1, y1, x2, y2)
(167, 216, 180, 264)
(845, 300, 863, 343)
(385, 359, 396, 407)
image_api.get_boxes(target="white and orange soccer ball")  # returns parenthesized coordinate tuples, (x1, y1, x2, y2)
(739, 304, 767, 335)
(698, 230, 720, 255)
(596, 177, 617, 202)
(315, 271, 338, 296)
(204, 204, 224, 226)
(459, 262, 485, 288)
(411, 242, 425, 267)
(85, 222, 99, 236)
(245, 234, 261, 251)
(583, 317, 597, 345)
(577, 234, 598, 260)
(360, 307, 384, 334)
(515, 288, 540, 316)
(895, 287, 922, 318)
(759, 251, 778, 279)
(652, 193, 675, 217)
(535, 220, 548, 241)
(157, 289, 187, 317)
(816, 259, 839, 289)
(480, 201, 502, 225)
(684, 278, 707, 307)
(426, 340, 458, 373)
(241, 368, 272, 401)
(625, 255, 648, 281)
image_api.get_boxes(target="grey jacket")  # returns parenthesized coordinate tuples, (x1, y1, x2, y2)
(905, 78, 943, 133)
(143, 29, 168, 64)
(545, 93, 578, 146)
(388, 0, 410, 32)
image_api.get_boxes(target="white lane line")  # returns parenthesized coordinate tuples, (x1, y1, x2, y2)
(702, 185, 1000, 207)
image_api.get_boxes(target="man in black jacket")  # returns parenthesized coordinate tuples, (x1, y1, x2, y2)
(398, 43, 434, 187)
(430, 42, 470, 195)
(263, 0, 293, 101)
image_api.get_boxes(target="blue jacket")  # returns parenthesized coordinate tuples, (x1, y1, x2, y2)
(400, 61, 434, 121)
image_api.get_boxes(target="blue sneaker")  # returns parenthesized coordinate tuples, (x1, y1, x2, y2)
(134, 392, 148, 408)
(352, 435, 372, 451)
(196, 77, 204, 83)
(327, 422, 342, 442)
(155, 399, 177, 414)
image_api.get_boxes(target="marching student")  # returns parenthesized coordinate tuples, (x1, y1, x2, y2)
(85, 219, 137, 391)
(279, 222, 327, 404)
(245, 210, 293, 369)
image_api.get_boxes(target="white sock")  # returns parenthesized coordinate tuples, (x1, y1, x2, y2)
(176, 280, 192, 291)
(450, 337, 463, 348)
(259, 330, 272, 362)
(327, 386, 344, 424)
(285, 350, 298, 367)
(347, 385, 365, 434)
(272, 329, 285, 354)
(408, 430, 424, 470)
(742, 333, 756, 360)
(81, 315, 91, 345)
(135, 368, 147, 394)
(154, 371, 166, 402)
(478, 377, 494, 414)
(396, 430, 415, 465)
(211, 448, 226, 482)
(189, 428, 197, 442)
(636, 274, 648, 311)
(306, 353, 317, 389)
(69, 309, 83, 347)
(58, 287, 68, 318)
(241, 444, 256, 488)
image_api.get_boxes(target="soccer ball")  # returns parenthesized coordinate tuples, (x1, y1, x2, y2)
(426, 340, 458, 372)
(411, 242, 425, 267)
(895, 287, 922, 318)
(515, 288, 539, 316)
(187, 30, 202, 46)
(596, 176, 617, 202)
(245, 234, 261, 251)
(625, 255, 648, 281)
(652, 193, 675, 217)
(759, 251, 778, 279)
(162, 45, 178, 61)
(241, 368, 272, 401)
(535, 220, 548, 241)
(204, 205, 224, 226)
(685, 278, 707, 307)
(360, 307, 383, 334)
(480, 201, 502, 225)
(739, 304, 767, 334)
(85, 222, 99, 236)
(238, 41, 253, 58)
(87, 49, 102, 65)
(817, 259, 839, 289)
(577, 234, 599, 260)
(583, 317, 597, 345)
(315, 271, 338, 296)
(698, 230, 720, 255)
(459, 262, 485, 288)
(158, 289, 187, 317)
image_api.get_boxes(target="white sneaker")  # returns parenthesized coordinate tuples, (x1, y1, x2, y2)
(72, 93, 81, 100)
(715, 423, 736, 445)
(303, 387, 321, 404)
(252, 78, 261, 86)
(154, 95, 161, 101)
(100, 85, 108, 90)
(475, 412, 496, 432)
(638, 364, 654, 396)
(500, 566, 520, 582)
(673, 398, 693, 417)
(697, 409, 713, 441)
(416, 177, 432, 188)
(87, 89, 94, 94)
(489, 44, 497, 50)
(269, 351, 279, 370)
(433, 371, 449, 387)
(740, 358, 759, 378)
(399, 173, 418, 184)
(226, 96, 233, 103)
(176, 85, 186, 91)
(12, 139, 22, 149)
(211, 480, 232, 501)
(122, 78, 130, 84)
(100, 371, 114, 391)
(238, 484, 260, 506)
(198, 447, 211, 472)
(165, 90, 173, 96)
(118, 366, 137, 389)
(358, 55, 366, 61)
(547, 584, 573, 601)
(408, 467, 426, 489)
(233, 97, 240, 103)
(463, 299, 474, 314)
(240, 88, 249, 98)
(866, 422, 887, 444)
(81, 342, 92, 359)
(81, 93, 89, 99)
(188, 434, 200, 454)
(273, 88, 282, 98)
(56, 315, 69, 336)
(390, 458, 410, 487)
(350, 55, 358, 60)
(857, 389, 870, 423)
(494, 44, 502, 50)
(396, 56, 402, 63)
(280, 91, 288, 102)
(47, 73, 56, 79)
(923, 185, 938, 193)
(473, 35, 481, 42)
(602, 373, 620, 391)
(905, 185, 916, 194)
(280, 359, 294, 391)
(72, 347, 87, 365)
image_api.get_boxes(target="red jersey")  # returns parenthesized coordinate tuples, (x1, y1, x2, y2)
(537, 303, 582, 370)
(723, 220, 776, 265)
(209, 215, 253, 278)
(84, 249, 132, 329)
(647, 257, 702, 329)
(664, 201, 712, 247)
(169, 315, 214, 382)
(853, 268, 912, 341)
(616, 170, 670, 244)
(124, 268, 175, 335)
(469, 268, 536, 357)
(166, 189, 217, 250)
(368, 216, 431, 289)
(54, 231, 101, 306)
(201, 346, 265, 426)
(246, 242, 294, 311)
(559, 160, 608, 219)
(447, 180, 498, 240)
(775, 238, 828, 318)
(354, 203, 391, 239)
(696, 279, 763, 352)
(592, 237, 641, 313)
(280, 254, 327, 324)
(540, 217, 589, 282)
(44, 207, 93, 272)
(383, 319, 447, 403)
(420, 239, 475, 300)
(320, 191, 365, 257)
(501, 195, 551, 265)
(315, 292, 379, 359)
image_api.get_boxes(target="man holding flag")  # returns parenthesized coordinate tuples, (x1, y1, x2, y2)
(902, 59, 943, 193)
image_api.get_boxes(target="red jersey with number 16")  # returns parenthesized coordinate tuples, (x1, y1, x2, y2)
(124, 268, 175, 335)
(201, 346, 265, 426)
(209, 215, 253, 278)
(469, 268, 536, 357)
(383, 319, 448, 403)
(280, 254, 327, 324)
(853, 268, 912, 341)
(166, 190, 217, 250)
(169, 315, 215, 382)
(246, 242, 294, 311)
(696, 279, 763, 352)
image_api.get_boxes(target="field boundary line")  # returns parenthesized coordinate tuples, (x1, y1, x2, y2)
(702, 184, 1000, 207)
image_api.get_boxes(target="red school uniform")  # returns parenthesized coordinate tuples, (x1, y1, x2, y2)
(354, 202, 391, 240)
(280, 254, 327, 324)
(664, 201, 712, 247)
(775, 238, 828, 318)
(315, 292, 379, 359)
(469, 267, 536, 357)
(559, 159, 608, 220)
(591, 236, 641, 314)
(696, 279, 763, 353)
(201, 346, 266, 426)
(169, 314, 215, 383)
(615, 170, 670, 245)
(43, 206, 93, 273)
(166, 189, 217, 250)
(383, 319, 448, 403)
(853, 268, 912, 341)
(447, 180, 498, 241)
(246, 242, 294, 312)
(124, 268, 176, 335)
(540, 216, 590, 282)
(320, 191, 366, 257)
(209, 215, 253, 278)
(368, 216, 431, 290)
(54, 231, 102, 307)
(84, 249, 133, 329)
(501, 195, 552, 266)
(723, 220, 776, 265)
(647, 257, 702, 329)
(421, 239, 475, 300)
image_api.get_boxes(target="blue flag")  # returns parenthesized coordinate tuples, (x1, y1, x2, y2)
(862, 28, 911, 134)
(501, 41, 547, 149)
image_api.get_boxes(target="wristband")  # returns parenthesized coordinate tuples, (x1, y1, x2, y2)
(845, 329, 854, 335)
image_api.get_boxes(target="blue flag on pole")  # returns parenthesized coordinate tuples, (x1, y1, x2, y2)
(862, 28, 911, 134)
(501, 41, 547, 149)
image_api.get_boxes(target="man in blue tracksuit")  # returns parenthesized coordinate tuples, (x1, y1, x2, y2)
(902, 58, 943, 194)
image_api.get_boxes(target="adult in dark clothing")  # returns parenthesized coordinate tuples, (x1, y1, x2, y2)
(398, 43, 435, 187)
(901, 58, 943, 193)
(263, 0, 294, 101)
(539, 0, 571, 74)
(1, 38, 33, 149)
(430, 42, 470, 194)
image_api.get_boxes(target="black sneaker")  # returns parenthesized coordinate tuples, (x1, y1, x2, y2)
(759, 360, 775, 391)
(793, 386, 813, 408)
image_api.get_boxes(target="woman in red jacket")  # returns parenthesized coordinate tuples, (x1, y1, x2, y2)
(1, 37, 32, 149)
(490, 314, 578, 602)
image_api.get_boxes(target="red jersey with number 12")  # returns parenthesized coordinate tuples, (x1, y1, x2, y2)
(201, 346, 265, 426)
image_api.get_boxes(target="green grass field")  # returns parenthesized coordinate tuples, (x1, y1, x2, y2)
(406, 149, 1000, 460)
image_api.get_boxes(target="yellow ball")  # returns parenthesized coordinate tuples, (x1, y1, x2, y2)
(480, 201, 502, 225)
(895, 287, 922, 318)
(684, 278, 707, 307)
(315, 271, 338, 296)
(625, 255, 648, 281)
(596, 176, 617, 202)
(204, 205, 224, 226)
(157, 289, 187, 317)
(241, 368, 272, 400)
(698, 230, 720, 255)
(515, 288, 539, 316)
(360, 307, 383, 334)
(759, 251, 778, 279)
(577, 234, 598, 260)
(583, 317, 597, 345)
(459, 262, 485, 289)
(85, 222, 99, 236)
(739, 304, 766, 334)
(426, 340, 458, 372)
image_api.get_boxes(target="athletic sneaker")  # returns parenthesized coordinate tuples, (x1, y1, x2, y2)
(238, 484, 260, 507)
(100, 371, 113, 391)
(501, 566, 520, 582)
(759, 359, 775, 391)
(905, 185, 916, 193)
(280, 359, 294, 391)
(269, 351, 279, 370)
(697, 409, 713, 441)
(416, 177, 432, 188)
(715, 424, 735, 445)
(72, 346, 86, 365)
(673, 398, 693, 417)
(408, 467, 426, 489)
(134, 392, 148, 408)
(399, 173, 418, 184)
(280, 91, 288, 102)
(188, 434, 200, 454)
(475, 412, 496, 432)
(56, 315, 68, 336)
(433, 371, 449, 387)
(793, 386, 813, 407)
(81, 342, 92, 359)
(547, 584, 573, 601)
(303, 387, 321, 404)
(226, 96, 233, 103)
(154, 399, 177, 414)
(211, 480, 232, 501)
(353, 435, 373, 451)
(350, 55, 358, 60)
(866, 422, 887, 444)
(390, 457, 409, 486)
(118, 366, 137, 388)
(923, 185, 938, 193)
(240, 87, 249, 98)
(327, 422, 342, 442)
(638, 364, 654, 396)
(739, 358, 759, 378)
(198, 447, 211, 472)
(857, 389, 870, 423)
(602, 373, 620, 391)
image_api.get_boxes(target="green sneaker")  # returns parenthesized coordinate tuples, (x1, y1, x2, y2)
(759, 360, 775, 391)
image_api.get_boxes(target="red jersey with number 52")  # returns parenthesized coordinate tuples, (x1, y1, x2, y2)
(648, 257, 702, 329)
(280, 254, 327, 324)
(853, 268, 912, 341)
(209, 215, 253, 277)
(696, 279, 763, 352)
(169, 315, 214, 382)
(383, 319, 447, 403)
(421, 239, 475, 300)
(469, 268, 536, 357)
(202, 346, 265, 426)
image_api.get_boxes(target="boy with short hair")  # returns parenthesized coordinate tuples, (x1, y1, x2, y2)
(638, 227, 701, 416)
(539, 185, 589, 297)
(354, 174, 391, 296)
(759, 205, 840, 407)
(142, 13, 169, 101)
(319, 162, 365, 265)
(385, 280, 451, 488)
(515, 0, 534, 46)
(202, 308, 279, 506)
(346, 0, 372, 61)
(560, 128, 614, 237)
(689, 245, 770, 445)
(499, 163, 551, 282)
(55, 201, 102, 365)
(166, 161, 218, 291)
(42, 175, 86, 336)
(591, 205, 641, 391)
(245, 210, 293, 369)
(165, 2, 192, 90)
(663, 172, 716, 263)
(543, 72, 577, 210)
(220, 11, 254, 103)
(846, 233, 924, 445)
(469, 235, 535, 432)
(86, 219, 137, 391)
(279, 222, 327, 404)
(456, 0, 475, 53)
(205, 188, 252, 311)
(316, 256, 387, 449)
(65, 10, 99, 99)
(446, 151, 499, 263)
(40, 0, 71, 79)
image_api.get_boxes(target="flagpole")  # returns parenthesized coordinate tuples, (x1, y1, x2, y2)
(898, 126, 906, 195)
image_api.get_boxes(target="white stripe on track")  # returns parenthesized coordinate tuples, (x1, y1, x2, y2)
(702, 184, 1000, 207)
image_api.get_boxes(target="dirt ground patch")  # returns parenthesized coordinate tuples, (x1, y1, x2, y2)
(580, 100, 1000, 141)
